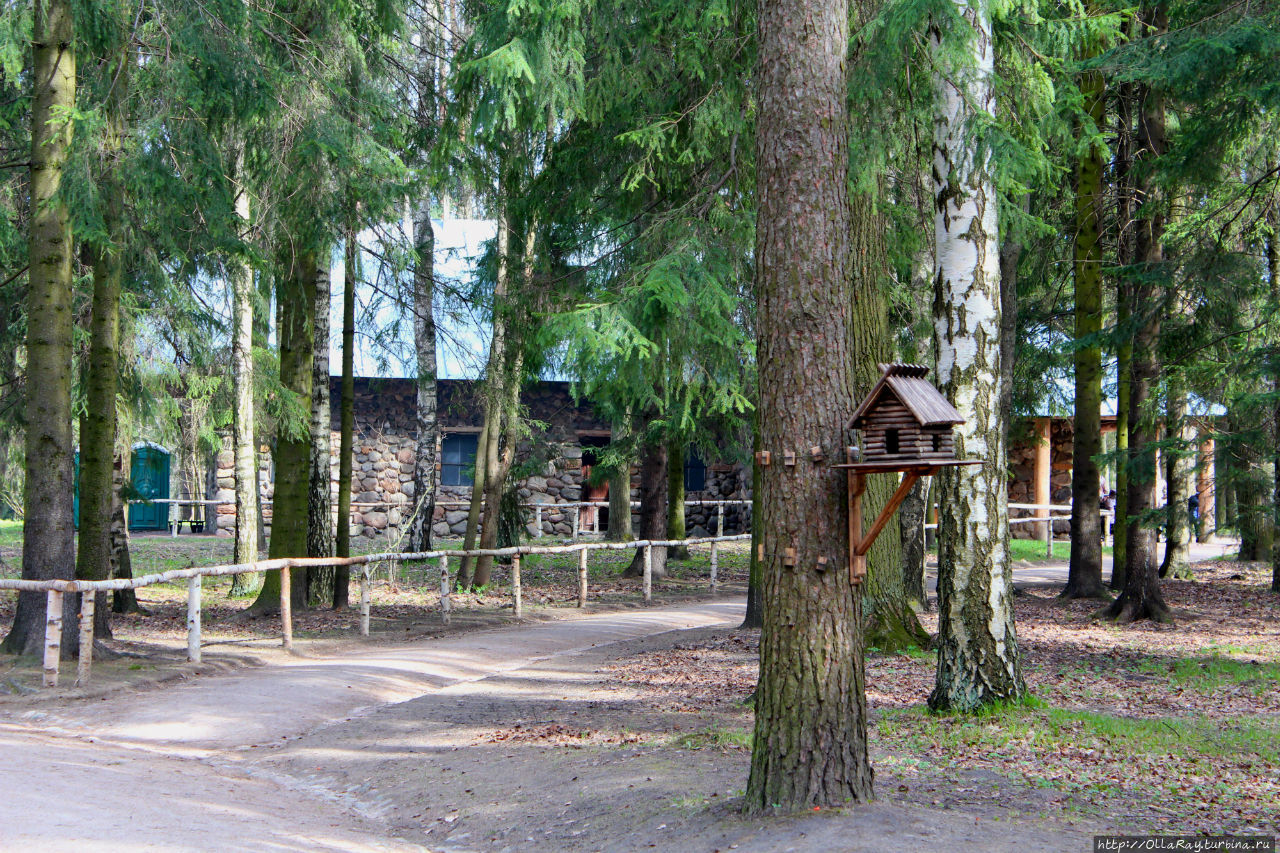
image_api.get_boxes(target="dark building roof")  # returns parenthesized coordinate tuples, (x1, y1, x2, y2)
(850, 363, 964, 429)
(328, 377, 610, 436)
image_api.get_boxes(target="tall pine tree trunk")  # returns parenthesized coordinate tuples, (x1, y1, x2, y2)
(249, 248, 316, 615)
(1269, 207, 1280, 592)
(307, 258, 334, 605)
(1159, 381, 1192, 577)
(1064, 62, 1107, 600)
(1106, 1, 1171, 622)
(900, 476, 929, 609)
(741, 410, 763, 628)
(606, 419, 633, 542)
(744, 0, 872, 810)
(334, 224, 357, 607)
(3, 0, 77, 656)
(624, 432, 668, 578)
(408, 198, 439, 553)
(229, 148, 259, 597)
(666, 441, 688, 560)
(928, 0, 1025, 711)
(849, 190, 929, 650)
(76, 35, 129, 643)
(1112, 69, 1136, 591)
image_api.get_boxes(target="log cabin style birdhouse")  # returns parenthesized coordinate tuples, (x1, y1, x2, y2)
(835, 363, 980, 586)
(850, 363, 962, 464)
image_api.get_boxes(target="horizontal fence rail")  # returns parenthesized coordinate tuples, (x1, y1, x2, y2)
(4, 533, 750, 690)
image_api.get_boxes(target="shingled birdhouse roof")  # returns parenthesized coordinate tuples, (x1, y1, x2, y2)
(850, 363, 963, 429)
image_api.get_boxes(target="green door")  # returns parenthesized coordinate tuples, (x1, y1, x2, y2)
(128, 445, 171, 530)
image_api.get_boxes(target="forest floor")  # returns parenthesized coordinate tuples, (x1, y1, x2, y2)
(0, 539, 1276, 851)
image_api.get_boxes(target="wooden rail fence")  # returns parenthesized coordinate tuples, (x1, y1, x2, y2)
(0, 533, 750, 690)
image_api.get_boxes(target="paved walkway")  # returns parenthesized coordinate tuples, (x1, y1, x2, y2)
(0, 601, 745, 852)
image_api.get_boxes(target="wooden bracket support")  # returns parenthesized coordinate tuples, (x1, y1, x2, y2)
(810, 445, 824, 463)
(783, 547, 797, 567)
(816, 555, 829, 572)
(783, 450, 796, 467)
(755, 450, 771, 467)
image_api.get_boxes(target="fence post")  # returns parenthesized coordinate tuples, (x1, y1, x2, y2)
(280, 565, 293, 651)
(710, 542, 719, 590)
(535, 505, 543, 538)
(577, 547, 589, 608)
(642, 544, 652, 604)
(187, 575, 202, 663)
(1045, 514, 1053, 559)
(593, 504, 600, 534)
(440, 555, 451, 625)
(76, 593, 95, 686)
(716, 505, 724, 537)
(43, 590, 63, 688)
(359, 570, 370, 636)
(572, 506, 580, 539)
(511, 554, 522, 619)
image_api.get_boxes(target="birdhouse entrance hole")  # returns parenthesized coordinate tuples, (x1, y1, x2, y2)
(885, 429, 900, 455)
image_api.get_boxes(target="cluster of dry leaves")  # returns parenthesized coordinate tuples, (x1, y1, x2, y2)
(606, 560, 1280, 835)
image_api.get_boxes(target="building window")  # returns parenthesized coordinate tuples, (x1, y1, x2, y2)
(886, 429, 900, 455)
(441, 433, 478, 486)
(932, 433, 942, 453)
(684, 449, 706, 492)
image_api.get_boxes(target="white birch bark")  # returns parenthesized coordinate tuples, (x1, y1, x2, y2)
(409, 196, 439, 552)
(928, 0, 1025, 711)
(231, 151, 259, 567)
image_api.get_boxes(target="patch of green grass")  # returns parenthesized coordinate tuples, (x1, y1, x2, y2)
(1139, 654, 1280, 695)
(671, 727, 752, 750)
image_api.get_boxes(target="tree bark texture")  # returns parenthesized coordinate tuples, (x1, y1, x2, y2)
(231, 149, 259, 581)
(3, 0, 77, 657)
(1106, 1, 1172, 623)
(1270, 213, 1280, 592)
(334, 226, 357, 607)
(307, 257, 334, 605)
(1064, 63, 1107, 600)
(745, 0, 873, 811)
(741, 410, 763, 629)
(900, 475, 929, 609)
(1111, 72, 1135, 591)
(251, 248, 316, 614)
(849, 190, 929, 651)
(408, 198, 439, 554)
(666, 441, 688, 560)
(606, 419, 633, 542)
(1159, 381, 1191, 578)
(75, 37, 128, 645)
(624, 434, 668, 578)
(928, 0, 1025, 711)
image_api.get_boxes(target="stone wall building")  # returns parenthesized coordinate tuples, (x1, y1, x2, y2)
(212, 378, 752, 542)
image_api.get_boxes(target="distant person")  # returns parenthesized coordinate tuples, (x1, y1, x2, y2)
(1188, 493, 1200, 534)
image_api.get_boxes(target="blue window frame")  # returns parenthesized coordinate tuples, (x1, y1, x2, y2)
(684, 449, 706, 492)
(441, 433, 478, 486)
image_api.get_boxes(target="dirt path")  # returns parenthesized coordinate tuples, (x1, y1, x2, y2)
(0, 599, 1089, 851)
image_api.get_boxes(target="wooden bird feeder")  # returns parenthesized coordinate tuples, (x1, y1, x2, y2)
(836, 363, 981, 584)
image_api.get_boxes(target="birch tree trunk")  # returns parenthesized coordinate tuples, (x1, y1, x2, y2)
(1064, 62, 1107, 600)
(1106, 1, 1172, 623)
(3, 0, 77, 656)
(408, 198, 439, 553)
(744, 0, 872, 810)
(334, 224, 357, 607)
(307, 258, 334, 604)
(230, 149, 259, 596)
(928, 0, 1025, 711)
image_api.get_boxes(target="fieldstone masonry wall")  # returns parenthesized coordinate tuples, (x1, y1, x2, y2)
(213, 378, 752, 542)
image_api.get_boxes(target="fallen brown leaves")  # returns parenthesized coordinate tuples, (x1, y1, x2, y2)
(605, 559, 1280, 836)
